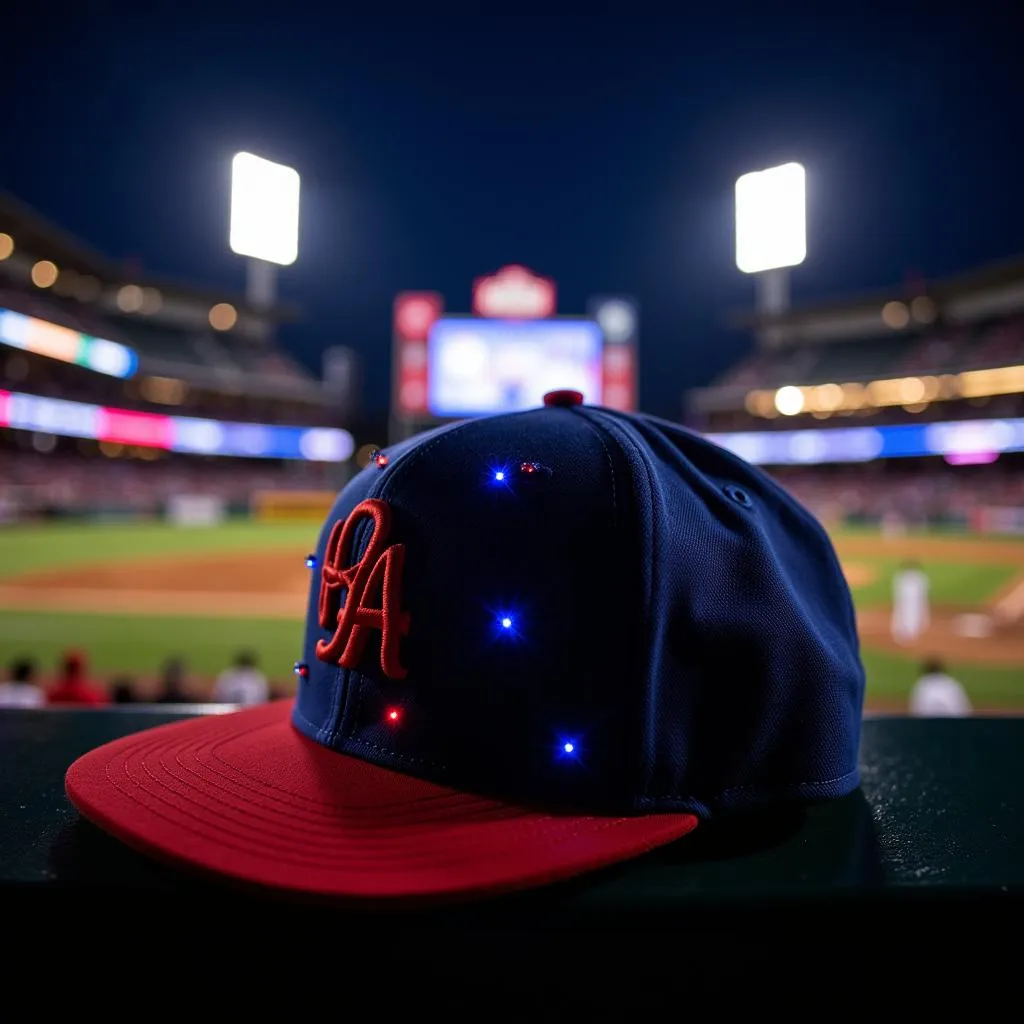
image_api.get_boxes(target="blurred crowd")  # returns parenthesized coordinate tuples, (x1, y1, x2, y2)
(0, 649, 291, 709)
(1, 283, 334, 427)
(772, 461, 1024, 524)
(0, 448, 333, 513)
(704, 392, 1024, 433)
(0, 647, 971, 717)
(698, 313, 1024, 434)
(718, 315, 1024, 393)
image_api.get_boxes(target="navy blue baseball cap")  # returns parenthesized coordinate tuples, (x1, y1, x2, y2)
(67, 390, 865, 900)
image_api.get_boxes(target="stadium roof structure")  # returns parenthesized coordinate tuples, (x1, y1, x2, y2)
(729, 254, 1024, 348)
(0, 190, 300, 323)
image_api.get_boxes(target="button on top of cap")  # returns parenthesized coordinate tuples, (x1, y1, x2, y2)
(543, 389, 584, 407)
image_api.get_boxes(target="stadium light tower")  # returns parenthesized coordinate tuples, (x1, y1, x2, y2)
(734, 161, 806, 346)
(229, 152, 301, 333)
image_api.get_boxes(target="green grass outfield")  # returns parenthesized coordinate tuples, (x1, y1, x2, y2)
(0, 521, 316, 687)
(0, 521, 1021, 708)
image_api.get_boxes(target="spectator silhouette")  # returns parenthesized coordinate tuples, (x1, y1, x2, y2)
(212, 649, 269, 706)
(0, 657, 45, 708)
(109, 677, 138, 704)
(154, 657, 191, 704)
(48, 650, 108, 706)
(909, 657, 973, 717)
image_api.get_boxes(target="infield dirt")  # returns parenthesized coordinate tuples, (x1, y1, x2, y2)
(1, 535, 1022, 666)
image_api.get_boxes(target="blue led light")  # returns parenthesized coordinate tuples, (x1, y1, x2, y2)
(305, 554, 317, 569)
(494, 470, 505, 482)
(490, 607, 521, 641)
(557, 737, 581, 761)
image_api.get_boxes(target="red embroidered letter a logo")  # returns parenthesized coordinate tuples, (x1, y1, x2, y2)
(316, 498, 410, 679)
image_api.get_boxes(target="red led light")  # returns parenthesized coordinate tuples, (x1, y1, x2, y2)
(520, 462, 537, 474)
(375, 453, 389, 468)
(386, 708, 401, 723)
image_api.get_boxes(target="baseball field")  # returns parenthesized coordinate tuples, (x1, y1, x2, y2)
(0, 520, 1021, 712)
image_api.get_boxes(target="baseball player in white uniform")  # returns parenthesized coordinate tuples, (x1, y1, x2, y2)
(891, 559, 930, 644)
(909, 658, 972, 717)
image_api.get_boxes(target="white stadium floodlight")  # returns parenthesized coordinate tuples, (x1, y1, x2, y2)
(735, 162, 806, 274)
(230, 152, 300, 266)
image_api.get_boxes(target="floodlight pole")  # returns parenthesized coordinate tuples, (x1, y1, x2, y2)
(245, 257, 277, 342)
(755, 268, 789, 348)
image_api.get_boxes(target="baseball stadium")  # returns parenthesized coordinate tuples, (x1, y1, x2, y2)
(686, 255, 1024, 713)
(1, 191, 1023, 714)
(0, 189, 355, 701)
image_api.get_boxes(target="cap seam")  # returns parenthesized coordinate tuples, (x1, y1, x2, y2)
(569, 411, 619, 533)
(579, 407, 659, 806)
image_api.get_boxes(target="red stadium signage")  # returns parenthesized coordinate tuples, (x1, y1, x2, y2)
(601, 344, 636, 412)
(395, 292, 443, 342)
(472, 265, 556, 319)
(393, 292, 443, 415)
(99, 408, 173, 448)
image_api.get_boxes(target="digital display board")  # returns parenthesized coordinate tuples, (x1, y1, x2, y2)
(0, 308, 138, 378)
(0, 390, 353, 462)
(705, 417, 1024, 466)
(427, 317, 603, 417)
(6, 383, 1021, 467)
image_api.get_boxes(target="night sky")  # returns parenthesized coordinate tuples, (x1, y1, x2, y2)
(5, 6, 1023, 420)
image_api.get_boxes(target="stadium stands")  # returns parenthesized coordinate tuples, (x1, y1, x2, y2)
(0, 269, 325, 400)
(0, 190, 346, 404)
(689, 256, 1024, 440)
(0, 447, 333, 516)
(770, 458, 1024, 527)
(0, 189, 359, 526)
(688, 257, 1024, 533)
(107, 316, 208, 364)
(713, 318, 1024, 396)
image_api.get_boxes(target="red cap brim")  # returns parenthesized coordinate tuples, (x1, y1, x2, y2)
(65, 701, 697, 900)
